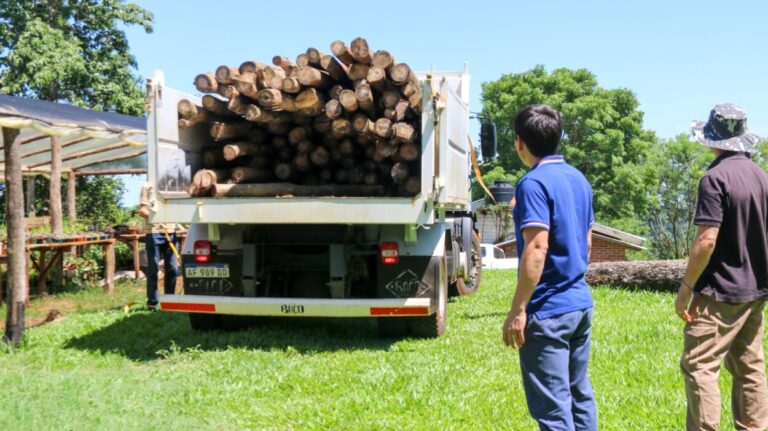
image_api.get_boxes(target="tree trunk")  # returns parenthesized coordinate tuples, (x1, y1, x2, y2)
(367, 66, 388, 91)
(67, 171, 76, 222)
(244, 104, 289, 124)
(3, 127, 26, 346)
(351, 113, 374, 135)
(389, 63, 418, 87)
(25, 176, 35, 216)
(257, 89, 284, 110)
(50, 136, 63, 236)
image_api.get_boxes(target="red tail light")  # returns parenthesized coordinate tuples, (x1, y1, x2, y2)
(380, 242, 399, 265)
(193, 240, 212, 263)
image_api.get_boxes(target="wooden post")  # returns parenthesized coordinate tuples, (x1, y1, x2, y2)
(104, 240, 115, 294)
(25, 176, 35, 216)
(67, 171, 76, 222)
(50, 136, 63, 236)
(3, 127, 27, 346)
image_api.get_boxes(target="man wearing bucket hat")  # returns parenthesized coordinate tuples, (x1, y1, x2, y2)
(675, 103, 768, 430)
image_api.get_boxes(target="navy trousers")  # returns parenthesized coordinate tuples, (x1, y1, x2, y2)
(519, 308, 597, 431)
(145, 232, 179, 307)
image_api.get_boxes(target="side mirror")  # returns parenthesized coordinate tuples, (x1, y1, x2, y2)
(480, 122, 497, 160)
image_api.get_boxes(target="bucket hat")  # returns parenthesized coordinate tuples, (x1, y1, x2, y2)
(691, 103, 760, 152)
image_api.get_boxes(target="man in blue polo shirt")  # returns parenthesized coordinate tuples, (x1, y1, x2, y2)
(502, 104, 596, 430)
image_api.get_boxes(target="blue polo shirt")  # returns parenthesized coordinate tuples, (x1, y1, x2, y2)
(513, 155, 594, 319)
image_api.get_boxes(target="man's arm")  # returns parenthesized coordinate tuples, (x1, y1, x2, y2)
(138, 184, 150, 219)
(587, 228, 593, 262)
(503, 227, 549, 348)
(674, 225, 719, 322)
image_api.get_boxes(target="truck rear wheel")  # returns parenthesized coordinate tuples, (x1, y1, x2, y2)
(188, 313, 221, 331)
(452, 231, 482, 296)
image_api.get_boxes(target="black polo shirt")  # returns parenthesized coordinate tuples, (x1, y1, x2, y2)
(694, 152, 768, 303)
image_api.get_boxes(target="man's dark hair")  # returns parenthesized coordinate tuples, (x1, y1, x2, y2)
(513, 104, 562, 157)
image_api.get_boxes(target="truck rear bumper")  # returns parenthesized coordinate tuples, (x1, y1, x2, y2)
(158, 294, 432, 317)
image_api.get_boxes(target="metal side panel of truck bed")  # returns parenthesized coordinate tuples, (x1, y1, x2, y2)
(145, 69, 472, 226)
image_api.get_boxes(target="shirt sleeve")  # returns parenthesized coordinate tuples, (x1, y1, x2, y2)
(694, 174, 724, 227)
(516, 179, 551, 231)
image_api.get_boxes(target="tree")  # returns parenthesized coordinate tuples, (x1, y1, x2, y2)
(0, 0, 153, 115)
(752, 140, 768, 172)
(480, 66, 658, 225)
(644, 134, 712, 259)
(75, 175, 128, 228)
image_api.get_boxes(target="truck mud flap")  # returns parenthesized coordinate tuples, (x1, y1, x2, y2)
(377, 256, 440, 301)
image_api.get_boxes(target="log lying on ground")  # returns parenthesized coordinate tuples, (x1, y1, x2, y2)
(213, 182, 386, 197)
(585, 260, 686, 292)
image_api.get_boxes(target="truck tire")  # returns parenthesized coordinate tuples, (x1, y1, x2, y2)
(452, 231, 482, 296)
(188, 313, 221, 331)
(411, 257, 448, 338)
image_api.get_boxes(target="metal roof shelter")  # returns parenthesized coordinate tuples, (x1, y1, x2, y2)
(0, 94, 146, 176)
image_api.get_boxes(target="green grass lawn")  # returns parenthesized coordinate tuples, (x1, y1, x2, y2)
(0, 272, 743, 430)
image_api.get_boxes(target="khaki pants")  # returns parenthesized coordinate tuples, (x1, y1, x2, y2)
(681, 294, 768, 431)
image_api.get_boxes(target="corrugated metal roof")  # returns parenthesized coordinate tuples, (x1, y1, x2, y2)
(0, 94, 146, 177)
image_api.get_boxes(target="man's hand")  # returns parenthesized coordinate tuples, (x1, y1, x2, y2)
(674, 283, 700, 323)
(502, 309, 527, 349)
(138, 205, 150, 219)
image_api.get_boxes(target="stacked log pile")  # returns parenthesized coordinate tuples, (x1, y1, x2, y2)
(179, 37, 423, 198)
(586, 260, 686, 292)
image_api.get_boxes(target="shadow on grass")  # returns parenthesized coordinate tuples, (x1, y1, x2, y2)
(64, 311, 398, 362)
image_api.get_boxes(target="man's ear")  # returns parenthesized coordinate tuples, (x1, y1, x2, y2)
(515, 135, 524, 152)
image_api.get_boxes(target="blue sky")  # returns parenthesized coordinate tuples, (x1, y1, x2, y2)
(121, 0, 768, 203)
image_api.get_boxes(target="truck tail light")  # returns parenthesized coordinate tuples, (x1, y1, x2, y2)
(193, 240, 212, 263)
(380, 242, 399, 265)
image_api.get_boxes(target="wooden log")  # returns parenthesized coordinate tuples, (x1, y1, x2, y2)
(267, 121, 291, 135)
(211, 121, 251, 141)
(390, 162, 409, 184)
(293, 152, 312, 172)
(295, 53, 310, 68)
(193, 168, 231, 191)
(347, 63, 370, 82)
(215, 65, 240, 85)
(364, 172, 379, 185)
(330, 40, 355, 66)
(223, 141, 267, 161)
(329, 85, 344, 100)
(282, 76, 301, 94)
(351, 113, 374, 135)
(380, 91, 401, 110)
(217, 84, 237, 99)
(310, 145, 330, 166)
(227, 94, 251, 117)
(320, 55, 349, 83)
(332, 118, 352, 138)
(277, 145, 294, 161)
(262, 66, 287, 89)
(372, 50, 395, 71)
(202, 148, 231, 168)
(281, 93, 299, 112)
(271, 56, 298, 77)
(295, 88, 325, 116)
(231, 167, 273, 183)
(338, 89, 359, 113)
(408, 91, 423, 114)
(392, 122, 416, 143)
(355, 81, 375, 117)
(402, 80, 420, 98)
(249, 155, 272, 169)
(390, 63, 419, 87)
(194, 72, 218, 93)
(398, 142, 419, 161)
(384, 100, 410, 122)
(297, 67, 333, 89)
(367, 66, 388, 91)
(274, 162, 295, 180)
(177, 100, 209, 127)
(302, 172, 321, 186)
(297, 139, 316, 154)
(319, 168, 334, 183)
(239, 60, 267, 76)
(325, 99, 343, 120)
(350, 37, 372, 64)
(355, 131, 374, 145)
(402, 176, 420, 195)
(271, 135, 289, 148)
(247, 128, 267, 143)
(305, 47, 325, 67)
(202, 95, 230, 117)
(232, 73, 261, 99)
(214, 182, 386, 197)
(338, 138, 355, 155)
(373, 118, 393, 138)
(313, 115, 332, 133)
(288, 126, 310, 145)
(335, 169, 349, 183)
(375, 139, 399, 158)
(179, 117, 209, 129)
(348, 166, 366, 184)
(257, 89, 283, 110)
(244, 104, 290, 124)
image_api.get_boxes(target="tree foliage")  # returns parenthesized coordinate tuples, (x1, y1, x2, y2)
(480, 66, 657, 225)
(74, 175, 128, 227)
(644, 134, 712, 259)
(0, 0, 153, 115)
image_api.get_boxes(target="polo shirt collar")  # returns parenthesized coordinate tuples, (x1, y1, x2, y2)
(532, 155, 565, 170)
(709, 151, 749, 170)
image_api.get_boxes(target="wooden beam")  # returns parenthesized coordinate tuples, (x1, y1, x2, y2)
(20, 136, 93, 159)
(67, 171, 76, 221)
(73, 168, 147, 176)
(25, 176, 35, 216)
(2, 127, 27, 346)
(50, 136, 63, 236)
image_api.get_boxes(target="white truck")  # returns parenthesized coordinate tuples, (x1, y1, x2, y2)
(145, 66, 492, 337)
(480, 244, 518, 270)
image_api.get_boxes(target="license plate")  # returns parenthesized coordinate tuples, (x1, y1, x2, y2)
(185, 263, 230, 278)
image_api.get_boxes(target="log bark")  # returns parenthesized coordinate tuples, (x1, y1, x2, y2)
(194, 72, 218, 93)
(67, 171, 76, 222)
(330, 40, 355, 66)
(232, 73, 261, 99)
(305, 47, 325, 67)
(215, 65, 240, 85)
(367, 66, 388, 91)
(211, 121, 251, 141)
(202, 95, 231, 117)
(294, 88, 325, 116)
(320, 55, 349, 83)
(50, 136, 63, 236)
(355, 81, 375, 117)
(390, 63, 419, 87)
(214, 182, 386, 197)
(3, 127, 26, 346)
(372, 50, 395, 70)
(239, 60, 267, 76)
(244, 104, 290, 124)
(331, 118, 352, 138)
(338, 89, 359, 113)
(350, 37, 372, 64)
(223, 142, 267, 161)
(347, 63, 370, 82)
(297, 67, 333, 89)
